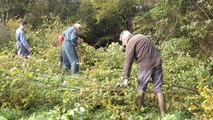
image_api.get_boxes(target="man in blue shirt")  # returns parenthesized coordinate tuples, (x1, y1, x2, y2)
(61, 24, 82, 73)
(16, 20, 30, 58)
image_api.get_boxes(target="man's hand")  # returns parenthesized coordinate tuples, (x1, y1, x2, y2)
(77, 38, 84, 45)
(77, 39, 81, 45)
(115, 79, 129, 88)
(123, 79, 128, 86)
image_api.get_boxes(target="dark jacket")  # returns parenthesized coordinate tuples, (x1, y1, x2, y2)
(124, 34, 161, 79)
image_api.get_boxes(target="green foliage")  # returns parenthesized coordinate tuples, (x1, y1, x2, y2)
(95, 43, 124, 69)
(1, 0, 212, 49)
(0, 36, 211, 119)
(27, 16, 67, 48)
(0, 23, 10, 47)
(160, 38, 212, 119)
(0, 108, 21, 120)
(133, 0, 213, 56)
(0, 1, 213, 119)
(160, 37, 211, 88)
(160, 37, 191, 58)
(76, 0, 138, 46)
(197, 57, 213, 119)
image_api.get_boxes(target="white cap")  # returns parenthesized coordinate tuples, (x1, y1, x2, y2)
(119, 30, 132, 41)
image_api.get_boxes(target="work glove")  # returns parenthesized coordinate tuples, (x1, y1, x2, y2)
(115, 79, 129, 88)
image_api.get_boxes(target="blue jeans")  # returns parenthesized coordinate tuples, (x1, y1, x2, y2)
(62, 41, 79, 73)
(59, 48, 63, 63)
(16, 41, 30, 57)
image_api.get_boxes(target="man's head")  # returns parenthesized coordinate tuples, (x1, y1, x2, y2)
(74, 23, 82, 32)
(20, 20, 28, 29)
(119, 30, 132, 46)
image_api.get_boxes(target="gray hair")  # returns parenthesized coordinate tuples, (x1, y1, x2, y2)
(119, 30, 132, 41)
(74, 23, 82, 29)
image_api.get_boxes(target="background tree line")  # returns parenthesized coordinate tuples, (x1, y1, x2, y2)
(0, 0, 212, 56)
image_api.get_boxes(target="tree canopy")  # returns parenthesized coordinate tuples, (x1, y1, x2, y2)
(0, 0, 212, 52)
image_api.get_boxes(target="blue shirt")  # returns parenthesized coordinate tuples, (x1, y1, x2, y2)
(16, 27, 29, 49)
(62, 26, 78, 47)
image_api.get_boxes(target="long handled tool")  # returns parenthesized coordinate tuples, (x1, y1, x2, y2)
(115, 78, 199, 94)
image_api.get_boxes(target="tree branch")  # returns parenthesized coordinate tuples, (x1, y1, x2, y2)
(164, 16, 179, 41)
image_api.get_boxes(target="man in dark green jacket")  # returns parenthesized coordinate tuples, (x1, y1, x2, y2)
(119, 30, 166, 116)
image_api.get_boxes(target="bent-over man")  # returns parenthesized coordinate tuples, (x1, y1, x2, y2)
(119, 30, 166, 116)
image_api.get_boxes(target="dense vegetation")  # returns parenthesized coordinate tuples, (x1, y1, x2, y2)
(0, 0, 212, 119)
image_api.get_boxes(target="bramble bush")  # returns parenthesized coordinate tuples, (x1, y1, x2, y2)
(160, 37, 213, 119)
(0, 17, 212, 120)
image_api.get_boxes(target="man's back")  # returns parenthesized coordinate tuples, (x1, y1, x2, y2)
(125, 34, 161, 70)
(16, 27, 23, 41)
(63, 26, 78, 47)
